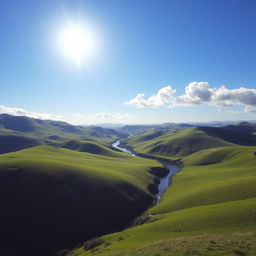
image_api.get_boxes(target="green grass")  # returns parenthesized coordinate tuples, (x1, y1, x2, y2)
(73, 199, 256, 256)
(125, 127, 234, 158)
(1, 117, 256, 256)
(76, 232, 256, 256)
(0, 114, 127, 152)
(151, 146, 256, 214)
(0, 133, 41, 153)
(0, 145, 163, 256)
(58, 139, 124, 157)
(124, 126, 256, 159)
(72, 146, 256, 256)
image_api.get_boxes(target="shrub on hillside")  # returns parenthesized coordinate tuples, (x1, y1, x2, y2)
(83, 238, 104, 250)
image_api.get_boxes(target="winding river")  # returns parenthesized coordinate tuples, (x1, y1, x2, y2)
(112, 140, 135, 156)
(112, 139, 180, 204)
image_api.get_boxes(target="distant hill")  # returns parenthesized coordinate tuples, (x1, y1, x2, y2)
(119, 123, 194, 135)
(221, 122, 256, 135)
(118, 121, 256, 135)
(0, 134, 41, 153)
(124, 124, 256, 158)
(59, 139, 124, 157)
(0, 114, 128, 153)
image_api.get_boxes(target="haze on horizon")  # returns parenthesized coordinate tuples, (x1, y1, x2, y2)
(1, 0, 256, 125)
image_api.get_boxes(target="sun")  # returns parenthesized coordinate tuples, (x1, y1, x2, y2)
(59, 24, 95, 66)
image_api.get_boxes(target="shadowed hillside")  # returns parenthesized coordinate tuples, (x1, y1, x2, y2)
(221, 122, 256, 135)
(0, 146, 164, 256)
(0, 134, 41, 153)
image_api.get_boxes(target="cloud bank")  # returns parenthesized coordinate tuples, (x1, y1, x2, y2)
(125, 82, 256, 113)
(73, 111, 130, 124)
(0, 105, 62, 120)
(0, 106, 130, 125)
(125, 86, 176, 108)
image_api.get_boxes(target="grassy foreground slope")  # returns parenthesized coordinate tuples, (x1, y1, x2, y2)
(0, 145, 163, 256)
(73, 146, 256, 256)
(150, 146, 256, 213)
(125, 126, 256, 158)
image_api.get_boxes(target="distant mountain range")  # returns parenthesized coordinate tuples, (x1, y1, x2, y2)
(1, 114, 256, 154)
(0, 114, 127, 153)
(124, 122, 256, 157)
(117, 120, 256, 135)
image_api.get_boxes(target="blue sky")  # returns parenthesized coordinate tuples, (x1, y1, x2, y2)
(0, 0, 256, 124)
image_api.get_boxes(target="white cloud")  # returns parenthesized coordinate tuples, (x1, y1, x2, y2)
(0, 106, 131, 125)
(0, 105, 62, 120)
(212, 86, 256, 107)
(217, 108, 244, 115)
(177, 82, 214, 106)
(72, 111, 131, 124)
(125, 86, 176, 108)
(91, 111, 130, 120)
(125, 82, 256, 113)
(244, 105, 256, 113)
(73, 113, 85, 119)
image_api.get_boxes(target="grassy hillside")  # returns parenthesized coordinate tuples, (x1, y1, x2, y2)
(0, 114, 128, 153)
(150, 146, 256, 213)
(58, 140, 123, 157)
(0, 145, 163, 256)
(71, 146, 256, 256)
(0, 133, 41, 153)
(119, 123, 193, 135)
(124, 126, 256, 158)
(221, 122, 256, 135)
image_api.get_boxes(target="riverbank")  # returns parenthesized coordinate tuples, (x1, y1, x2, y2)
(112, 139, 182, 205)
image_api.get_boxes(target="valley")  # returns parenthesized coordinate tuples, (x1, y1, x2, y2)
(0, 114, 255, 256)
(2, 2, 256, 255)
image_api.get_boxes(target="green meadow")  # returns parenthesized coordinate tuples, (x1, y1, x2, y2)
(72, 145, 256, 256)
(0, 116, 256, 256)
(124, 126, 256, 158)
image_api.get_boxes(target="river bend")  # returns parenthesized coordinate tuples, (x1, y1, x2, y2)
(112, 139, 180, 204)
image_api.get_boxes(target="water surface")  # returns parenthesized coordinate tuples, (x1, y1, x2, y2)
(112, 139, 180, 204)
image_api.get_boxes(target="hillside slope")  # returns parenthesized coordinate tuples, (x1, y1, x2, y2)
(125, 126, 256, 158)
(59, 140, 123, 157)
(119, 123, 193, 135)
(0, 114, 127, 153)
(0, 146, 163, 256)
(0, 133, 41, 153)
(72, 146, 256, 256)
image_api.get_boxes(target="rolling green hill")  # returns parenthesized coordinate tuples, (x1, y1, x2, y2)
(59, 139, 124, 157)
(221, 122, 256, 135)
(124, 126, 256, 158)
(72, 146, 256, 256)
(0, 114, 128, 153)
(119, 123, 193, 135)
(0, 145, 164, 256)
(1, 116, 256, 256)
(0, 133, 41, 153)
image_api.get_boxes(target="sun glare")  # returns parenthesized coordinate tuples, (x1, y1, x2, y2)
(59, 24, 95, 66)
